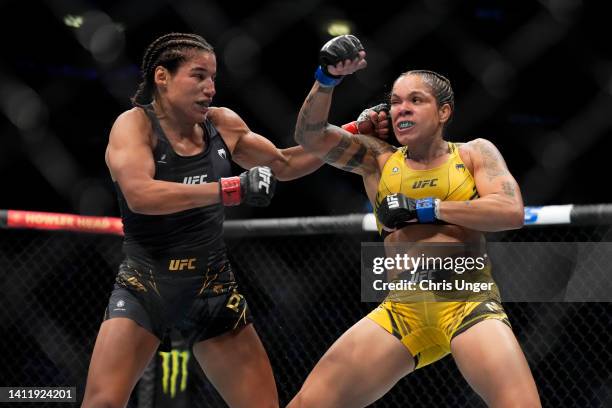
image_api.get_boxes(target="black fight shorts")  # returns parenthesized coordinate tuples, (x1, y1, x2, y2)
(103, 249, 252, 346)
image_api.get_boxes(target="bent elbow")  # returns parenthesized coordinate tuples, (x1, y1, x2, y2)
(294, 122, 330, 147)
(276, 174, 292, 182)
(294, 131, 303, 145)
(508, 206, 525, 230)
(294, 129, 309, 147)
(274, 168, 297, 182)
(126, 201, 145, 215)
(294, 134, 315, 151)
(125, 194, 150, 215)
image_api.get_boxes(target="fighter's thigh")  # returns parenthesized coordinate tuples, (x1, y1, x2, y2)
(451, 319, 541, 407)
(288, 317, 415, 408)
(82, 318, 160, 408)
(192, 323, 278, 408)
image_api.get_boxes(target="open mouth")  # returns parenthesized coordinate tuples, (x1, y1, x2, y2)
(196, 101, 210, 109)
(397, 120, 415, 130)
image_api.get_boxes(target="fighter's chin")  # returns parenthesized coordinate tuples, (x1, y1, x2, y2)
(192, 107, 209, 122)
(395, 131, 420, 146)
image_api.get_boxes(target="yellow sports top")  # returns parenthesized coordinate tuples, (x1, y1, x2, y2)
(374, 142, 479, 233)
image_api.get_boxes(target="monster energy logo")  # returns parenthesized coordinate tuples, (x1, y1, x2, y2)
(159, 349, 189, 398)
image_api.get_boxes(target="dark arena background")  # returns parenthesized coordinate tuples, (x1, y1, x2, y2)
(1, 1, 611, 407)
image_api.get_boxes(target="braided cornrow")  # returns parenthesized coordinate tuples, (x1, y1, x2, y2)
(399, 70, 454, 112)
(131, 33, 214, 105)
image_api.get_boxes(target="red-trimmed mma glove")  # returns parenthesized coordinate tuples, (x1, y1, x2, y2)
(220, 166, 277, 207)
(376, 193, 438, 230)
(342, 103, 391, 138)
(315, 34, 364, 88)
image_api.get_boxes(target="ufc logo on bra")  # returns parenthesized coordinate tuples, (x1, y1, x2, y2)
(412, 179, 438, 188)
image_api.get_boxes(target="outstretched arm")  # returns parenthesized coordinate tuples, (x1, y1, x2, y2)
(211, 107, 323, 181)
(106, 109, 223, 214)
(107, 108, 276, 213)
(437, 139, 524, 231)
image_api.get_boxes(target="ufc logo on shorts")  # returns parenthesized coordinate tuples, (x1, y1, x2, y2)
(168, 258, 197, 271)
(387, 195, 400, 209)
(257, 167, 272, 193)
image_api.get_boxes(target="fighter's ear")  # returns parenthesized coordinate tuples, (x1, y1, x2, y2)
(154, 66, 169, 88)
(439, 103, 452, 125)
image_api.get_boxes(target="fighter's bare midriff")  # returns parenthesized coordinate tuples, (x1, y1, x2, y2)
(383, 224, 485, 261)
(385, 224, 483, 245)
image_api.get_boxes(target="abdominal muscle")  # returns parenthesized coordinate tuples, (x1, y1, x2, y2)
(383, 224, 486, 272)
(382, 224, 492, 303)
(385, 224, 483, 246)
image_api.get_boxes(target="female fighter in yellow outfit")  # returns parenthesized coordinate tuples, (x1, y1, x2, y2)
(289, 35, 540, 408)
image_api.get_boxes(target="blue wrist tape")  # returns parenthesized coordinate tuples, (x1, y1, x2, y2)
(315, 66, 343, 87)
(415, 197, 436, 223)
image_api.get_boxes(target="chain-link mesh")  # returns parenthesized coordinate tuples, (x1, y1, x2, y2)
(0, 231, 126, 407)
(1, 226, 611, 407)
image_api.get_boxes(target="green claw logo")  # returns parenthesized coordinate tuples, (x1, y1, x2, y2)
(159, 349, 189, 398)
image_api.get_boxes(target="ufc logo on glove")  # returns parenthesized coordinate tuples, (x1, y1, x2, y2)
(387, 195, 400, 209)
(257, 167, 273, 194)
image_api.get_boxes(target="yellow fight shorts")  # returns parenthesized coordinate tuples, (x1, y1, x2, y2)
(367, 265, 510, 369)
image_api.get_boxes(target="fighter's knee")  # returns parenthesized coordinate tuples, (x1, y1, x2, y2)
(286, 392, 304, 408)
(508, 395, 541, 408)
(81, 393, 124, 408)
(81, 401, 120, 408)
(287, 390, 324, 408)
(490, 389, 541, 408)
(248, 397, 279, 408)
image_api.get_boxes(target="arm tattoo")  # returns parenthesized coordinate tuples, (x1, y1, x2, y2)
(501, 181, 515, 197)
(342, 144, 368, 171)
(295, 93, 319, 145)
(295, 84, 394, 173)
(475, 140, 509, 181)
(359, 136, 396, 157)
(323, 133, 395, 170)
(323, 135, 351, 163)
(295, 86, 333, 145)
(304, 121, 327, 132)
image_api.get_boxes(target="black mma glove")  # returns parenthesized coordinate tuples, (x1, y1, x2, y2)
(357, 103, 392, 135)
(220, 166, 277, 207)
(315, 34, 364, 87)
(376, 193, 439, 229)
(341, 103, 391, 136)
